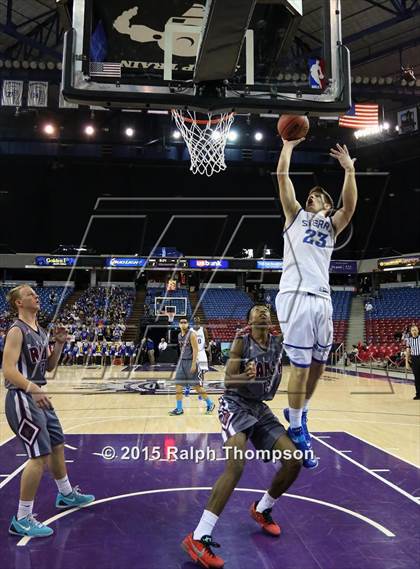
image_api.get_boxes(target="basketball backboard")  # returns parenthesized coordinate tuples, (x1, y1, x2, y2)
(62, 0, 350, 115)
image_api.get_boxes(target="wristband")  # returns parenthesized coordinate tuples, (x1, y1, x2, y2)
(25, 382, 32, 393)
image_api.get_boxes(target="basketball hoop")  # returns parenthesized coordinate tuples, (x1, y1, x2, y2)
(167, 312, 175, 324)
(171, 109, 235, 177)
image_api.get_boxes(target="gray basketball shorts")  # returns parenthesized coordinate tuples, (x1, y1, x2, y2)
(174, 359, 203, 386)
(5, 389, 65, 459)
(218, 395, 286, 453)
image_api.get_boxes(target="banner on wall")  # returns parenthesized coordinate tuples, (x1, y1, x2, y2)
(2, 80, 23, 106)
(27, 81, 49, 107)
(35, 256, 76, 267)
(397, 107, 418, 135)
(378, 255, 420, 270)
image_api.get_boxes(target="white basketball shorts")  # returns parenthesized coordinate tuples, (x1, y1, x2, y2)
(197, 351, 209, 372)
(275, 291, 333, 367)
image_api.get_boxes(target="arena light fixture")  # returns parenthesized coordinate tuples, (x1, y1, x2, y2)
(227, 130, 238, 142)
(354, 122, 392, 139)
(362, 76, 370, 85)
(172, 130, 181, 139)
(125, 127, 134, 137)
(43, 124, 56, 135)
(378, 77, 385, 85)
(355, 76, 362, 84)
(254, 132, 263, 141)
(84, 125, 95, 136)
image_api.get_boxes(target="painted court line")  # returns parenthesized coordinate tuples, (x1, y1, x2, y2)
(313, 435, 420, 505)
(0, 462, 27, 490)
(16, 486, 395, 546)
(0, 435, 15, 447)
(371, 469, 390, 473)
(343, 432, 420, 469)
(64, 444, 78, 451)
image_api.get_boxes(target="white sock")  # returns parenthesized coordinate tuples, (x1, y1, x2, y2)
(55, 475, 73, 496)
(256, 492, 277, 513)
(289, 407, 303, 429)
(303, 399, 310, 413)
(193, 510, 219, 540)
(17, 500, 33, 520)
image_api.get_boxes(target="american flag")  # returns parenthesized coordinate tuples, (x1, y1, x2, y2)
(89, 61, 121, 78)
(339, 104, 379, 129)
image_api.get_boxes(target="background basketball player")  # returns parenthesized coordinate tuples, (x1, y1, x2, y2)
(276, 139, 357, 468)
(182, 304, 302, 568)
(3, 285, 94, 538)
(169, 317, 214, 416)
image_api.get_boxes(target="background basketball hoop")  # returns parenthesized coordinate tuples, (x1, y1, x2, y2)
(171, 110, 235, 177)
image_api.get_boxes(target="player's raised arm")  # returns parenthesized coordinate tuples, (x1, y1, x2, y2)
(277, 138, 304, 224)
(330, 143, 358, 236)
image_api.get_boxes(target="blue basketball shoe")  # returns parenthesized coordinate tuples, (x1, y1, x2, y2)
(184, 385, 191, 397)
(56, 486, 95, 509)
(287, 427, 318, 469)
(9, 514, 53, 538)
(283, 408, 310, 441)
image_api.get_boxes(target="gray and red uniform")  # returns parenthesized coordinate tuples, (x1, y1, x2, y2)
(4, 319, 64, 458)
(218, 332, 286, 452)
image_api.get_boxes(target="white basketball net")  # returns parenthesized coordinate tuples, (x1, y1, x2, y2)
(171, 109, 235, 177)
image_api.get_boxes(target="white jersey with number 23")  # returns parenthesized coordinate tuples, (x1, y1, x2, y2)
(279, 208, 335, 299)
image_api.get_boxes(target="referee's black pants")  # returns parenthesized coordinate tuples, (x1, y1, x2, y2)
(411, 355, 420, 397)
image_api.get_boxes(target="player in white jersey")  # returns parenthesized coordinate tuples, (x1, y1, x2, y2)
(276, 138, 357, 468)
(192, 316, 209, 373)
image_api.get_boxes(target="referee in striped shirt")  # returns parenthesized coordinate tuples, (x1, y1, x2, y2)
(405, 324, 420, 400)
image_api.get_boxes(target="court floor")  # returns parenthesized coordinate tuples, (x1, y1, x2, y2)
(1, 365, 419, 569)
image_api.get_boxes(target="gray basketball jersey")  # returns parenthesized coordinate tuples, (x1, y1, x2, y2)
(225, 333, 283, 401)
(178, 330, 195, 360)
(5, 319, 49, 389)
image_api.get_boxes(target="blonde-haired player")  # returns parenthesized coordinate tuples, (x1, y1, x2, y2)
(276, 139, 357, 468)
(3, 285, 94, 538)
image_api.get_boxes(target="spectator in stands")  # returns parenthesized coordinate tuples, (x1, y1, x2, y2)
(402, 326, 410, 342)
(158, 338, 168, 351)
(49, 290, 57, 306)
(146, 337, 155, 364)
(349, 345, 358, 363)
(364, 300, 373, 313)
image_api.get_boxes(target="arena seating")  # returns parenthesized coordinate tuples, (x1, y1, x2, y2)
(0, 286, 73, 331)
(199, 288, 253, 341)
(365, 287, 420, 344)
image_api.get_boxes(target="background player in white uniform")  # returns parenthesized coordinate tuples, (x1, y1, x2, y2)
(276, 138, 357, 468)
(192, 316, 209, 372)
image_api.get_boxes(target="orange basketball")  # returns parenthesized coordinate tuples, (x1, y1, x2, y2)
(277, 114, 309, 141)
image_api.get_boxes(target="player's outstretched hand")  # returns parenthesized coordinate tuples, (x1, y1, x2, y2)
(329, 143, 356, 171)
(282, 137, 305, 149)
